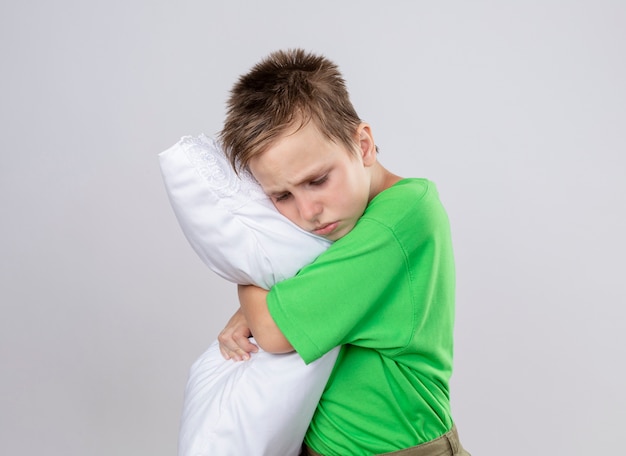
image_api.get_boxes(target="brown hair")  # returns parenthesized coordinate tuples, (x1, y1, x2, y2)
(220, 49, 362, 173)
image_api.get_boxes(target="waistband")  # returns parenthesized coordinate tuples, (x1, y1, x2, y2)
(303, 425, 465, 456)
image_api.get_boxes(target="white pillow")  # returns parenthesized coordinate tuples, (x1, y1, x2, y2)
(159, 134, 331, 289)
(159, 135, 339, 456)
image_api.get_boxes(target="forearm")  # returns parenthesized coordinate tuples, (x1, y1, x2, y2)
(238, 284, 294, 353)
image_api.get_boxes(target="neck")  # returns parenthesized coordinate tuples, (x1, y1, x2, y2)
(368, 163, 403, 202)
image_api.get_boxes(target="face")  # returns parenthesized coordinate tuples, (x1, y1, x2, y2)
(249, 121, 376, 241)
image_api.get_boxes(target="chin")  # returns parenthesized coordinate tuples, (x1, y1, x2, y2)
(327, 225, 352, 241)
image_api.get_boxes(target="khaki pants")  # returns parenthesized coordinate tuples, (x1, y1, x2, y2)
(302, 425, 471, 456)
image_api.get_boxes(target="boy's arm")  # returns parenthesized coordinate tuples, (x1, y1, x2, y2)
(218, 285, 294, 358)
(238, 284, 294, 353)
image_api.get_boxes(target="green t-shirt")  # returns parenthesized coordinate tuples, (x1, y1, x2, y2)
(267, 178, 456, 455)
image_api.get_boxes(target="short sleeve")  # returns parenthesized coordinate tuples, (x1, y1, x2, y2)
(267, 219, 414, 363)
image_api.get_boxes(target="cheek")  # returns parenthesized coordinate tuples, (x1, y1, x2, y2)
(332, 186, 364, 216)
(275, 203, 300, 225)
(339, 172, 368, 207)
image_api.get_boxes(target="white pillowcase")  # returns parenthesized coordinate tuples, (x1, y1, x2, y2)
(159, 135, 339, 456)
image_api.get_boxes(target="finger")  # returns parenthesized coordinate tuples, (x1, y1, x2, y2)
(218, 333, 240, 357)
(218, 333, 256, 361)
(238, 349, 250, 361)
(219, 341, 248, 362)
(219, 345, 232, 360)
(234, 334, 259, 353)
(229, 347, 247, 362)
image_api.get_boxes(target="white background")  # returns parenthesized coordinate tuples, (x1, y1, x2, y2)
(1, 1, 624, 455)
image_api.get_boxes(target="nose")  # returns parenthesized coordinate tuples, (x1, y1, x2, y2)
(296, 194, 322, 223)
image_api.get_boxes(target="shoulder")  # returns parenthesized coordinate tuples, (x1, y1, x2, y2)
(320, 179, 451, 259)
(369, 178, 436, 209)
(363, 178, 447, 229)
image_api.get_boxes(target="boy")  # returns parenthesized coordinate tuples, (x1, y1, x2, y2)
(217, 49, 470, 455)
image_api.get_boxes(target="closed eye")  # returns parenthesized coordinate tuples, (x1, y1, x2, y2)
(310, 175, 328, 186)
(274, 192, 291, 202)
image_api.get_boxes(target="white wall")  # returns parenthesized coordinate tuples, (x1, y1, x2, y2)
(1, 1, 624, 455)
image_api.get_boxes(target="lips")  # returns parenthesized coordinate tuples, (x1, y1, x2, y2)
(313, 221, 339, 236)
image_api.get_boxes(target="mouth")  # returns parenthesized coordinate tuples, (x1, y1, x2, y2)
(313, 221, 339, 237)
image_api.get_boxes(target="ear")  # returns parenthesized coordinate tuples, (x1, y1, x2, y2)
(356, 123, 377, 167)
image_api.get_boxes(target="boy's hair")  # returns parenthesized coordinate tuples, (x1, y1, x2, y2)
(220, 49, 362, 173)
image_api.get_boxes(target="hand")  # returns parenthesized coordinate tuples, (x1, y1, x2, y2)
(218, 307, 259, 361)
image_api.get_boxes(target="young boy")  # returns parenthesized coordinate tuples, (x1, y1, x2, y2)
(217, 49, 470, 455)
